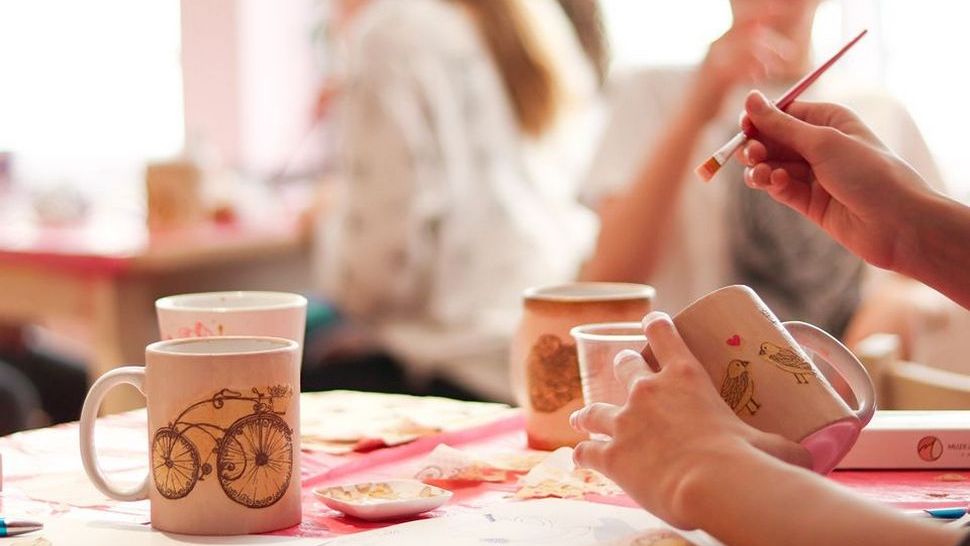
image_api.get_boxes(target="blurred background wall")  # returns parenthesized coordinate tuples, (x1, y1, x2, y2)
(0, 0, 967, 206)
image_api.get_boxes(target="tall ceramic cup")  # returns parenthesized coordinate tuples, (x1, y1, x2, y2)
(79, 337, 302, 535)
(156, 291, 308, 347)
(511, 283, 654, 450)
(652, 285, 875, 474)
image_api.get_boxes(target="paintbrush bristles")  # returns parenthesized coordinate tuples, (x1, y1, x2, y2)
(695, 157, 721, 182)
(696, 131, 747, 182)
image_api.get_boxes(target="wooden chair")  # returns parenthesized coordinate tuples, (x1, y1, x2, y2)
(855, 333, 970, 410)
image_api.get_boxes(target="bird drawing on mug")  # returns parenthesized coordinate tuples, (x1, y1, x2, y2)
(720, 360, 760, 416)
(758, 342, 815, 384)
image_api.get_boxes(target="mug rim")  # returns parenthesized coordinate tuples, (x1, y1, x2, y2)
(570, 322, 646, 343)
(155, 291, 308, 313)
(147, 335, 299, 357)
(676, 284, 758, 318)
(524, 282, 655, 303)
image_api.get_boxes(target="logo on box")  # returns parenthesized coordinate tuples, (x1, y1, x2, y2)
(918, 436, 944, 462)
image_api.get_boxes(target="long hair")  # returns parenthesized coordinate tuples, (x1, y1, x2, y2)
(451, 0, 608, 136)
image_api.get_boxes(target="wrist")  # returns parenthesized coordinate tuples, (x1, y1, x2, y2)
(894, 192, 970, 308)
(667, 438, 757, 528)
(685, 70, 730, 124)
(665, 85, 720, 148)
(894, 191, 963, 278)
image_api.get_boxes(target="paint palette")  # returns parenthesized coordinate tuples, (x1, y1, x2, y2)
(313, 479, 452, 521)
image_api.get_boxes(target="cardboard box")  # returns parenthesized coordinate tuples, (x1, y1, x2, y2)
(838, 410, 970, 469)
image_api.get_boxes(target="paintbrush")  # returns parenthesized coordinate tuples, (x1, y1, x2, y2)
(695, 29, 868, 182)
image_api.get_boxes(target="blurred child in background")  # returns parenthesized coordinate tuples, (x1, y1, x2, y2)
(582, 0, 946, 354)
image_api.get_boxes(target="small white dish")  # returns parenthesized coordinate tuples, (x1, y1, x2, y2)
(313, 479, 452, 521)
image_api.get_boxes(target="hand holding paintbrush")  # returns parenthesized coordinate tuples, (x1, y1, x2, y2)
(695, 29, 868, 182)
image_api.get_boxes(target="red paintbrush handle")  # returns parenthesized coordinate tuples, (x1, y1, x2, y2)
(775, 29, 868, 111)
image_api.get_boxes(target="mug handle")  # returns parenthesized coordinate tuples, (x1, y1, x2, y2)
(783, 321, 876, 426)
(79, 366, 150, 501)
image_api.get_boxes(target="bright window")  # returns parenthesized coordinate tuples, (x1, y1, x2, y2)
(602, 0, 970, 200)
(0, 1, 183, 200)
(873, 1, 970, 200)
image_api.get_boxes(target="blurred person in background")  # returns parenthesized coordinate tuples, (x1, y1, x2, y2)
(309, 0, 609, 400)
(581, 0, 947, 356)
(0, 360, 41, 436)
(0, 324, 86, 432)
(0, 325, 46, 435)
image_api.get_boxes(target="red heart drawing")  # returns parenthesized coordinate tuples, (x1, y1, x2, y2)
(726, 335, 741, 347)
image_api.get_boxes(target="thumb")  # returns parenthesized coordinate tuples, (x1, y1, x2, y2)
(744, 90, 824, 160)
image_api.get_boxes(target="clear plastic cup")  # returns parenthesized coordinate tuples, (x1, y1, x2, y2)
(570, 322, 647, 408)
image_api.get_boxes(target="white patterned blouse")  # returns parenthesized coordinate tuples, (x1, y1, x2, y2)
(316, 0, 603, 399)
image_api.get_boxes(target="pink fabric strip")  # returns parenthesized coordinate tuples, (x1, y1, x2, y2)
(300, 413, 526, 488)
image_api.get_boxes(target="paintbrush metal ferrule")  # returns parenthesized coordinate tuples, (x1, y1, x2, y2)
(713, 131, 747, 165)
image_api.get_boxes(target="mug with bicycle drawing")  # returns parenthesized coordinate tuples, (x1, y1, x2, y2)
(79, 336, 302, 535)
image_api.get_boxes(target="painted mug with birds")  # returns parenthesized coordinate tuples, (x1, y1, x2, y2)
(647, 285, 875, 474)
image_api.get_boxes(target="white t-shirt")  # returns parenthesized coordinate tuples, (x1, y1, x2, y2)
(583, 68, 946, 326)
(317, 0, 603, 399)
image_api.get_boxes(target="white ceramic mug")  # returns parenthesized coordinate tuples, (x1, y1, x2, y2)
(156, 291, 307, 347)
(79, 337, 302, 535)
(645, 285, 876, 474)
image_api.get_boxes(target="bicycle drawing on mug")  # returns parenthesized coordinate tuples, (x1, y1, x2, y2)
(150, 385, 294, 509)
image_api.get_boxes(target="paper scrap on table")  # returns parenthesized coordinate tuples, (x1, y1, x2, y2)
(935, 473, 969, 482)
(10, 471, 147, 509)
(300, 391, 516, 454)
(413, 444, 548, 482)
(515, 447, 623, 499)
(322, 498, 721, 546)
(600, 528, 706, 546)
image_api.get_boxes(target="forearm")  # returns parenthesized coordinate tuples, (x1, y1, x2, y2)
(581, 97, 710, 282)
(676, 445, 962, 546)
(897, 194, 970, 310)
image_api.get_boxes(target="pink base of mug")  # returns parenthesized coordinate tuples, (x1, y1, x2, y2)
(800, 417, 862, 474)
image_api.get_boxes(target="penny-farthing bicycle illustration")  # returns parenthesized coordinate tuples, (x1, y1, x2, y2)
(151, 385, 294, 508)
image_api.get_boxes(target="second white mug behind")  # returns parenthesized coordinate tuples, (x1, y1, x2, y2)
(156, 291, 308, 347)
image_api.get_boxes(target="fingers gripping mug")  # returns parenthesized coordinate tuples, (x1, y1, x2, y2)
(79, 337, 302, 535)
(651, 285, 876, 474)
